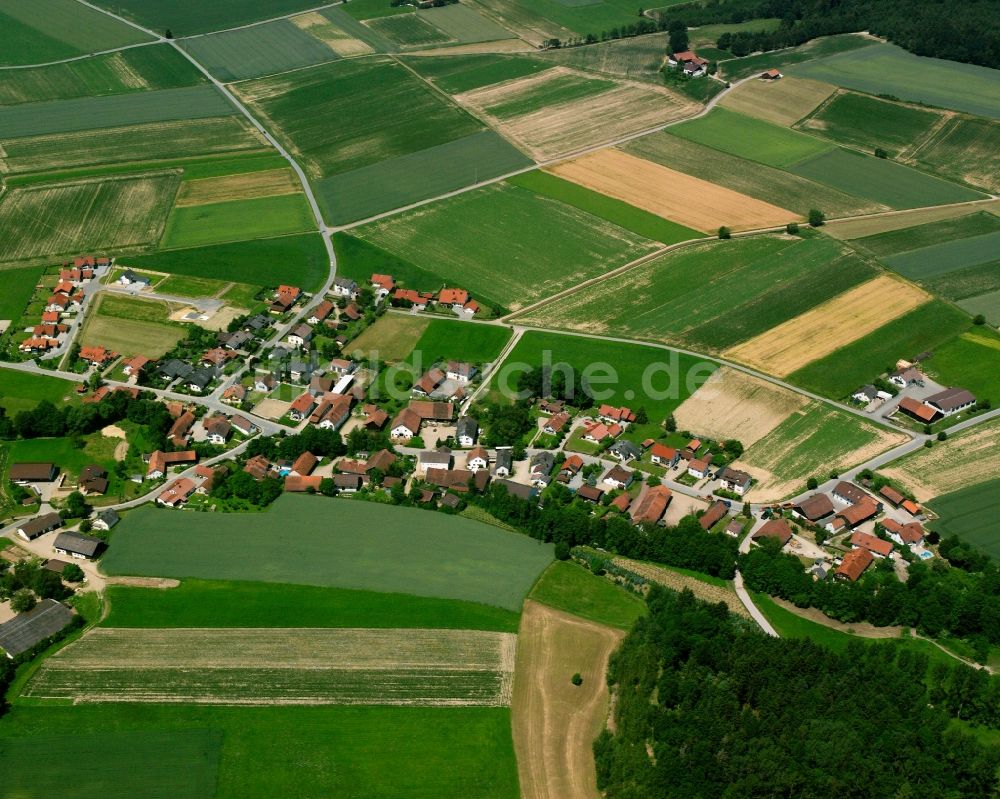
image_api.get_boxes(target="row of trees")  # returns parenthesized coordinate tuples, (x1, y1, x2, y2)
(595, 586, 1000, 798)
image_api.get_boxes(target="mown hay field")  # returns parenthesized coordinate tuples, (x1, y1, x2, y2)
(788, 42, 1000, 119)
(528, 562, 646, 631)
(180, 19, 342, 82)
(0, 85, 234, 139)
(882, 418, 1000, 501)
(672, 367, 810, 448)
(883, 230, 1000, 280)
(736, 402, 907, 501)
(405, 54, 550, 94)
(0, 45, 204, 106)
(234, 57, 482, 179)
(0, 172, 179, 264)
(926, 479, 1000, 559)
(161, 193, 315, 248)
(81, 315, 185, 359)
(0, 0, 152, 66)
(668, 107, 833, 168)
(719, 75, 836, 126)
(622, 132, 884, 218)
(0, 264, 44, 320)
(457, 67, 615, 119)
(788, 299, 972, 398)
(722, 275, 930, 377)
(718, 32, 877, 81)
(348, 314, 431, 362)
(0, 116, 270, 175)
(921, 330, 1000, 410)
(515, 234, 876, 353)
(538, 31, 671, 84)
(175, 168, 300, 206)
(314, 129, 531, 226)
(0, 368, 78, 416)
(101, 494, 553, 611)
(546, 148, 798, 232)
(352, 182, 660, 310)
(27, 627, 517, 706)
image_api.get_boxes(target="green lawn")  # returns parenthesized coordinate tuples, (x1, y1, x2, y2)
(0, 368, 79, 416)
(515, 233, 876, 353)
(528, 561, 646, 630)
(788, 42, 1000, 119)
(850, 211, 1000, 258)
(410, 319, 512, 364)
(124, 233, 329, 292)
(668, 107, 833, 169)
(0, 704, 519, 799)
(798, 91, 943, 157)
(788, 300, 971, 398)
(508, 169, 702, 245)
(6, 435, 118, 481)
(926, 479, 1000, 559)
(352, 182, 659, 312)
(347, 313, 431, 362)
(921, 329, 1000, 406)
(0, 265, 44, 320)
(404, 54, 550, 94)
(103, 579, 520, 632)
(161, 193, 315, 249)
(789, 147, 985, 209)
(102, 494, 553, 611)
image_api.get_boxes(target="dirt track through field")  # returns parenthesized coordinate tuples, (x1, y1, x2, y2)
(547, 148, 798, 232)
(673, 366, 809, 447)
(174, 169, 300, 206)
(512, 601, 622, 799)
(722, 275, 929, 376)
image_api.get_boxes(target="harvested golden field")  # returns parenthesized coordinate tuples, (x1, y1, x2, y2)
(881, 418, 1000, 501)
(723, 275, 930, 376)
(824, 199, 1000, 239)
(611, 556, 749, 619)
(547, 148, 798, 232)
(175, 168, 300, 206)
(511, 601, 622, 799)
(27, 627, 518, 706)
(290, 11, 374, 56)
(720, 76, 836, 126)
(673, 366, 810, 447)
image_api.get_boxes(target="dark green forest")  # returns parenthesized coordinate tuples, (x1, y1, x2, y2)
(595, 587, 1000, 798)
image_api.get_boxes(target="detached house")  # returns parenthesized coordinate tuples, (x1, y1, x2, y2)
(466, 446, 489, 472)
(835, 548, 874, 582)
(493, 448, 513, 478)
(287, 324, 313, 349)
(717, 467, 752, 496)
(333, 277, 358, 298)
(456, 417, 479, 447)
(530, 451, 555, 486)
(602, 465, 633, 491)
(650, 444, 679, 468)
(447, 361, 475, 382)
(371, 274, 395, 297)
(289, 392, 317, 422)
(608, 440, 642, 463)
(543, 412, 570, 436)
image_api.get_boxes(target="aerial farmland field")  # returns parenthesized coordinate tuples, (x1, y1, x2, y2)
(288, 9, 379, 57)
(160, 193, 315, 249)
(921, 330, 1000, 407)
(462, 68, 616, 119)
(882, 231, 1000, 280)
(0, 367, 78, 415)
(926, 479, 1000, 558)
(718, 31, 877, 81)
(849, 211, 1000, 257)
(623, 132, 884, 218)
(174, 168, 300, 206)
(0, 172, 179, 265)
(90, 0, 323, 37)
(416, 4, 517, 44)
(102, 495, 553, 610)
(405, 54, 551, 93)
(352, 181, 660, 311)
(905, 116, 1000, 193)
(537, 31, 673, 84)
(788, 42, 1000, 119)
(0, 264, 44, 321)
(719, 75, 835, 126)
(515, 234, 876, 352)
(365, 12, 453, 48)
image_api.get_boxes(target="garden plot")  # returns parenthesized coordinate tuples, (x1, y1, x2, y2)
(722, 275, 929, 377)
(0, 172, 179, 264)
(719, 75, 836, 126)
(175, 169, 300, 206)
(881, 418, 1000, 501)
(27, 627, 517, 706)
(672, 367, 809, 448)
(547, 148, 798, 232)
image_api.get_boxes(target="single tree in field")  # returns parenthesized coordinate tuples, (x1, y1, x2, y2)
(571, 673, 583, 686)
(11, 589, 36, 613)
(718, 226, 731, 239)
(786, 222, 799, 235)
(808, 209, 825, 227)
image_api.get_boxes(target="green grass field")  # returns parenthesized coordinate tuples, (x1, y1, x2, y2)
(508, 170, 701, 245)
(102, 494, 553, 611)
(0, 172, 179, 265)
(0, 45, 205, 106)
(788, 42, 1000, 119)
(0, 85, 234, 139)
(103, 579, 520, 631)
(789, 147, 985, 209)
(407, 319, 512, 365)
(926, 479, 1000, 558)
(160, 193, 315, 249)
(333, 233, 448, 298)
(154, 274, 228, 298)
(352, 182, 659, 311)
(0, 728, 221, 799)
(89, 0, 321, 36)
(235, 57, 482, 180)
(405, 54, 550, 94)
(314, 130, 531, 225)
(883, 231, 1000, 280)
(955, 283, 1000, 325)
(515, 234, 876, 353)
(416, 4, 515, 43)
(907, 116, 1000, 194)
(788, 300, 971, 398)
(180, 19, 341, 82)
(0, 368, 78, 416)
(921, 330, 1000, 406)
(850, 211, 1000, 257)
(366, 13, 452, 47)
(0, 704, 519, 799)
(470, 0, 670, 40)
(81, 315, 184, 360)
(482, 72, 614, 119)
(348, 314, 431, 362)
(342, 0, 416, 19)
(799, 91, 943, 157)
(0, 0, 152, 66)
(124, 233, 329, 292)
(6, 435, 119, 482)
(0, 116, 271, 176)
(623, 132, 884, 217)
(0, 265, 44, 320)
(668, 107, 833, 168)
(502, 330, 717, 429)
(537, 31, 670, 84)
(718, 33, 877, 81)
(528, 561, 646, 630)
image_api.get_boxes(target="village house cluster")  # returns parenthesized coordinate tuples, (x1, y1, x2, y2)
(19, 256, 108, 356)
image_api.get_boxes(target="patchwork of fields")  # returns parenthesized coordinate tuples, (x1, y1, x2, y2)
(926, 479, 1000, 559)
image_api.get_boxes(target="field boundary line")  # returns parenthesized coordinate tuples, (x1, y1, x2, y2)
(0, 40, 161, 72)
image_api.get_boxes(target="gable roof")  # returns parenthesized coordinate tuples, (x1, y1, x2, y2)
(836, 548, 873, 581)
(850, 531, 893, 557)
(631, 486, 671, 525)
(752, 518, 793, 546)
(0, 599, 75, 657)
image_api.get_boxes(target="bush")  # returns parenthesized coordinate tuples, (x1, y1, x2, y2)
(973, 314, 986, 325)
(785, 222, 799, 235)
(937, 431, 948, 441)
(554, 541, 571, 561)
(806, 477, 818, 490)
(10, 589, 36, 613)
(62, 563, 85, 582)
(718, 226, 731, 240)
(571, 672, 583, 686)
(874, 147, 888, 158)
(808, 209, 825, 227)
